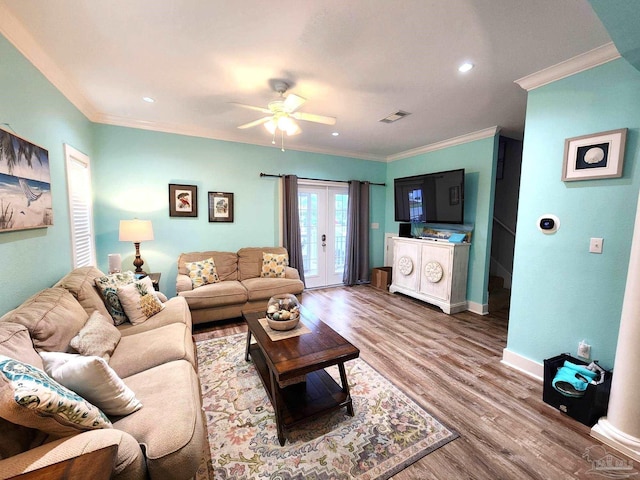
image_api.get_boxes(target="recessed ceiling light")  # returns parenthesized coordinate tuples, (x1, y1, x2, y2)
(458, 63, 474, 73)
(332, 132, 339, 136)
(142, 96, 155, 103)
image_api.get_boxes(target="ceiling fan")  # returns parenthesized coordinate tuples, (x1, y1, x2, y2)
(232, 80, 336, 150)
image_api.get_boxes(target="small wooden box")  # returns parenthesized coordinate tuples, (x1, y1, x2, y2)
(371, 267, 392, 290)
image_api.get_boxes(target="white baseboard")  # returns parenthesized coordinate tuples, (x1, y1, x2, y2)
(501, 348, 544, 381)
(467, 301, 488, 315)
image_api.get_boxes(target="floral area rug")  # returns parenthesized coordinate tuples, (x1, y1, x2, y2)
(195, 333, 458, 479)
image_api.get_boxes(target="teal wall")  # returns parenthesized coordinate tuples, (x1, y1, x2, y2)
(507, 59, 640, 369)
(384, 136, 498, 307)
(0, 35, 93, 315)
(92, 126, 387, 295)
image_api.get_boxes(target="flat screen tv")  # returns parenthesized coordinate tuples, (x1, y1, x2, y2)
(394, 168, 465, 224)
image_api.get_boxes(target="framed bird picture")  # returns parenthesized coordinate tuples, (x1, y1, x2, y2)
(0, 127, 52, 232)
(169, 184, 198, 217)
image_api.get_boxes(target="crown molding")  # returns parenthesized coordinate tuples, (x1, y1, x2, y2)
(95, 113, 385, 161)
(0, 3, 97, 120)
(386, 126, 501, 162)
(515, 42, 621, 92)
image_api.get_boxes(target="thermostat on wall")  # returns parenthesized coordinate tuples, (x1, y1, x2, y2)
(537, 214, 560, 234)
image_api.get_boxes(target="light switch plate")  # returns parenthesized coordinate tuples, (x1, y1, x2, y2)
(589, 237, 603, 254)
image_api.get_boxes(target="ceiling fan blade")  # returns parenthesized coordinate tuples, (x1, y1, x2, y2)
(229, 102, 271, 114)
(283, 93, 306, 112)
(292, 111, 337, 126)
(238, 117, 271, 129)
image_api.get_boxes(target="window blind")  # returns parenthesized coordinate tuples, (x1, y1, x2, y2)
(65, 145, 96, 268)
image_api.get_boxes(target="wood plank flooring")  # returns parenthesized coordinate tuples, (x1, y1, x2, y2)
(193, 285, 638, 480)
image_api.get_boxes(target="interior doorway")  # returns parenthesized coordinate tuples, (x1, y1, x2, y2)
(298, 182, 349, 288)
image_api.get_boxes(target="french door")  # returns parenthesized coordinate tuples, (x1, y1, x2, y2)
(298, 183, 349, 288)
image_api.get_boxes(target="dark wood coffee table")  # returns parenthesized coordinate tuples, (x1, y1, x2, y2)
(244, 307, 360, 446)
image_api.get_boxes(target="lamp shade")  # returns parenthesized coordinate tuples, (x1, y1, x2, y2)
(119, 219, 154, 242)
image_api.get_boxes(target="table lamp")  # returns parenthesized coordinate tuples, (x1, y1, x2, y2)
(119, 219, 154, 274)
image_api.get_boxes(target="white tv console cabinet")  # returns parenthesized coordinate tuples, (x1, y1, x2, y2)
(389, 237, 470, 314)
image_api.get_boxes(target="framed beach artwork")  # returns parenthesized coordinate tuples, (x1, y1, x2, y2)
(208, 192, 234, 222)
(0, 128, 52, 232)
(169, 184, 198, 217)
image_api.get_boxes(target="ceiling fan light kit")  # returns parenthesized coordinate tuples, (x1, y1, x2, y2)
(234, 79, 336, 151)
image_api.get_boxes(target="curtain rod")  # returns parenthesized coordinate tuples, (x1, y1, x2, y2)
(260, 173, 385, 186)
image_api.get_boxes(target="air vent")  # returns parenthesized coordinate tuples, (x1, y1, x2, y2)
(379, 110, 411, 123)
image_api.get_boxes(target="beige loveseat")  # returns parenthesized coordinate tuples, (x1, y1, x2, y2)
(176, 247, 304, 325)
(0, 267, 206, 480)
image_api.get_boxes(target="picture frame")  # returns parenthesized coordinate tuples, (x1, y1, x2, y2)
(562, 128, 627, 182)
(0, 128, 53, 232)
(208, 192, 234, 223)
(169, 184, 197, 217)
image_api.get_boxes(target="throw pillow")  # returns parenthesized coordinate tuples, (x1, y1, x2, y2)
(0, 355, 111, 437)
(69, 311, 121, 362)
(117, 276, 164, 325)
(40, 352, 142, 417)
(95, 271, 136, 325)
(261, 252, 289, 278)
(186, 257, 220, 288)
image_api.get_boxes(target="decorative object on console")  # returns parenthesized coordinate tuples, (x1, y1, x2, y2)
(397, 256, 414, 276)
(266, 294, 300, 331)
(119, 219, 154, 274)
(169, 183, 198, 217)
(0, 128, 53, 233)
(208, 191, 234, 222)
(562, 128, 627, 181)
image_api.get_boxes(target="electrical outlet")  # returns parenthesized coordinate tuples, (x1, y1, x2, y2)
(578, 341, 591, 359)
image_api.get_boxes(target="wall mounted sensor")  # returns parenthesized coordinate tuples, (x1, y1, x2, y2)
(537, 214, 560, 234)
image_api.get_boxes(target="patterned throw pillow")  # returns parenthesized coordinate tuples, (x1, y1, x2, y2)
(40, 352, 142, 416)
(186, 257, 220, 288)
(261, 253, 289, 278)
(116, 276, 165, 325)
(70, 311, 121, 362)
(0, 355, 111, 437)
(94, 271, 136, 325)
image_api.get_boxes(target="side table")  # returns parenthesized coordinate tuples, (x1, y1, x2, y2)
(145, 272, 161, 291)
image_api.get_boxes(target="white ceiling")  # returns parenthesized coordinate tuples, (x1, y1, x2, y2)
(0, 0, 613, 160)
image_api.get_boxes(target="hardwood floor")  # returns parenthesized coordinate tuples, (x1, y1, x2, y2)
(193, 285, 638, 480)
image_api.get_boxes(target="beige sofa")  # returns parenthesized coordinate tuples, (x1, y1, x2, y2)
(176, 247, 305, 325)
(0, 267, 206, 480)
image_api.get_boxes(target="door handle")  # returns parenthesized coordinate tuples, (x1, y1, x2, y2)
(321, 234, 326, 247)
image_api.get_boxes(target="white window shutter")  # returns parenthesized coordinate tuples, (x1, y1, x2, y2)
(65, 145, 96, 268)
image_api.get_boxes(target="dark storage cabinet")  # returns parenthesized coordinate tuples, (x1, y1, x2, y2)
(543, 353, 612, 426)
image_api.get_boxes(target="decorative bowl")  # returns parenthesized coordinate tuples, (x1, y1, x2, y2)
(266, 294, 300, 331)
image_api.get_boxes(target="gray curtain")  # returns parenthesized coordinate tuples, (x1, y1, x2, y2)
(343, 181, 370, 286)
(282, 175, 306, 286)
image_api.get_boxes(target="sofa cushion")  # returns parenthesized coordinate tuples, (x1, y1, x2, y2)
(178, 250, 238, 281)
(94, 271, 136, 326)
(117, 276, 164, 325)
(116, 296, 192, 336)
(40, 352, 142, 417)
(109, 323, 196, 378)
(69, 311, 121, 362)
(54, 266, 111, 320)
(178, 280, 247, 310)
(0, 355, 111, 437)
(0, 417, 47, 460)
(185, 257, 220, 288)
(113, 360, 205, 480)
(242, 277, 305, 302)
(0, 322, 43, 369)
(238, 247, 289, 281)
(261, 252, 289, 278)
(3, 288, 88, 353)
